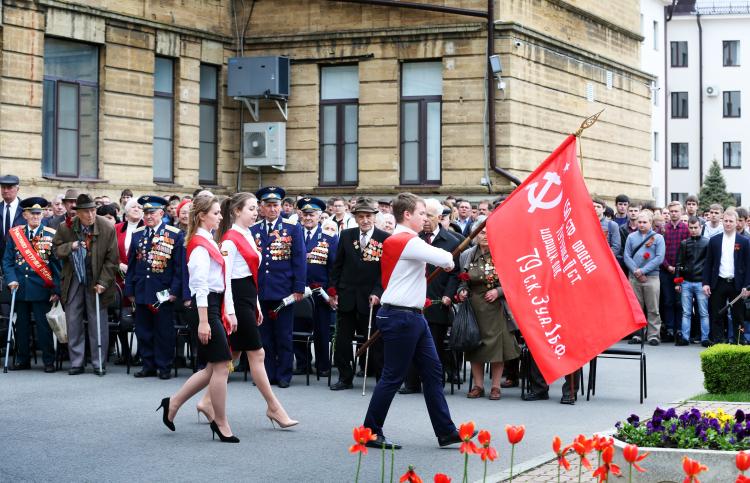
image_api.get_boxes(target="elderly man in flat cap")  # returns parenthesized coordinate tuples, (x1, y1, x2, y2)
(53, 194, 119, 376)
(0, 174, 24, 260)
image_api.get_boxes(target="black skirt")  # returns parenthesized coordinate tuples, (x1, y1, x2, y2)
(228, 276, 263, 351)
(195, 292, 232, 364)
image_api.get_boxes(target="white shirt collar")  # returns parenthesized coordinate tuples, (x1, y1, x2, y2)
(232, 223, 251, 235)
(197, 227, 214, 240)
(394, 224, 417, 235)
(305, 225, 318, 237)
(359, 226, 375, 237)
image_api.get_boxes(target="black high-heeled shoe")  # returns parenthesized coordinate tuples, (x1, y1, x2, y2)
(209, 421, 240, 443)
(157, 397, 175, 432)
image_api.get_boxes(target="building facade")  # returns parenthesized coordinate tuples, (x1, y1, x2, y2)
(666, 1, 750, 206)
(0, 0, 653, 202)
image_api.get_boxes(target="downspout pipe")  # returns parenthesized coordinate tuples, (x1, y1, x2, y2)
(330, 0, 521, 187)
(697, 13, 704, 184)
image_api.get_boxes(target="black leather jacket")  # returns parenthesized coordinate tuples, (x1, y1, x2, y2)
(676, 236, 708, 282)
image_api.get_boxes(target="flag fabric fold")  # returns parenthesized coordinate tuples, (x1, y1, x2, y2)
(486, 135, 646, 383)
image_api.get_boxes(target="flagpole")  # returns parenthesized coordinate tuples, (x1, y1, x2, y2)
(572, 108, 605, 179)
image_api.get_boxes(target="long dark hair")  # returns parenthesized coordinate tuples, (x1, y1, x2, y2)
(216, 192, 256, 241)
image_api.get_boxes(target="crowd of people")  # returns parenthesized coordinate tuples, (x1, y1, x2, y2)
(1, 171, 746, 425)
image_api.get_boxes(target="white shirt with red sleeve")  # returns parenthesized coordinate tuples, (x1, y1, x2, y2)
(380, 224, 454, 309)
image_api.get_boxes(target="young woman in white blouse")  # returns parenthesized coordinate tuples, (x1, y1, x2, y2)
(158, 195, 240, 443)
(196, 192, 298, 429)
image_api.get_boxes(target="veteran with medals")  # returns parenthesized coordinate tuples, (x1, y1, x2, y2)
(125, 196, 187, 380)
(293, 197, 338, 377)
(2, 197, 61, 372)
(249, 187, 306, 388)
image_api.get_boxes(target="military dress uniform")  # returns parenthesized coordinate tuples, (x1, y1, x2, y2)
(125, 196, 187, 379)
(293, 197, 338, 376)
(250, 186, 306, 387)
(2, 197, 60, 371)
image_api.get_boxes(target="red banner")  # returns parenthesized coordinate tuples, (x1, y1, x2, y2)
(486, 135, 646, 383)
(9, 226, 55, 289)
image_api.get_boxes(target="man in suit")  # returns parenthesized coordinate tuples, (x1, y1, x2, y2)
(125, 196, 187, 380)
(400, 198, 461, 394)
(2, 197, 61, 372)
(454, 199, 474, 237)
(0, 174, 24, 260)
(53, 194, 119, 376)
(293, 197, 338, 377)
(702, 209, 750, 344)
(329, 197, 389, 390)
(250, 186, 307, 388)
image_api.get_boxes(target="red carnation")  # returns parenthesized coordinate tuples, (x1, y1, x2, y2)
(458, 272, 470, 282)
(327, 287, 337, 297)
(673, 277, 684, 284)
(643, 252, 651, 260)
(310, 283, 322, 289)
(424, 298, 432, 308)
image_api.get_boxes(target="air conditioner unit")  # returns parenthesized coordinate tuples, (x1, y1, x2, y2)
(705, 85, 719, 97)
(243, 122, 286, 168)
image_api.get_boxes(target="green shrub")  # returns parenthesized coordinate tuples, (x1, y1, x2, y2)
(700, 344, 750, 394)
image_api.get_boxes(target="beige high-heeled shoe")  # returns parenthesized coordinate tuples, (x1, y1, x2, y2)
(266, 409, 299, 429)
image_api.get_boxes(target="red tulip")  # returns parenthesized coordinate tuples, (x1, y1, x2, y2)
(738, 451, 750, 473)
(682, 456, 708, 482)
(476, 430, 498, 462)
(424, 298, 433, 308)
(622, 444, 649, 473)
(592, 446, 621, 482)
(349, 426, 376, 455)
(593, 435, 614, 452)
(400, 466, 423, 483)
(572, 434, 595, 470)
(433, 474, 451, 483)
(458, 421, 478, 454)
(552, 436, 572, 471)
(505, 424, 525, 445)
(737, 475, 750, 483)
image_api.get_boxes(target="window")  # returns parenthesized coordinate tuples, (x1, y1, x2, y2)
(153, 57, 174, 182)
(723, 142, 741, 168)
(653, 132, 659, 162)
(732, 193, 742, 206)
(723, 40, 740, 67)
(671, 193, 688, 204)
(653, 21, 659, 51)
(670, 41, 688, 67)
(42, 38, 99, 178)
(723, 91, 741, 118)
(199, 64, 218, 185)
(319, 65, 358, 186)
(671, 142, 688, 169)
(671, 92, 688, 118)
(400, 61, 442, 185)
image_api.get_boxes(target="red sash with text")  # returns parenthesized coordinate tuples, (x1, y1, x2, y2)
(380, 232, 416, 290)
(221, 229, 259, 289)
(187, 235, 231, 334)
(9, 226, 54, 289)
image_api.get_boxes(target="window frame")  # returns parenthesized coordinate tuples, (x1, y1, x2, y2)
(671, 193, 688, 204)
(723, 40, 740, 67)
(318, 97, 359, 187)
(671, 91, 689, 119)
(723, 141, 741, 169)
(671, 142, 689, 169)
(670, 41, 688, 67)
(42, 39, 100, 180)
(198, 64, 219, 186)
(153, 56, 175, 183)
(723, 91, 741, 118)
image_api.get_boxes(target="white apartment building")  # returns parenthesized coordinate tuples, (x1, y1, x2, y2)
(666, 1, 750, 206)
(641, 0, 672, 205)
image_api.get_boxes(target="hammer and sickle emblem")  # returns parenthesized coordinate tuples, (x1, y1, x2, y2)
(526, 172, 563, 213)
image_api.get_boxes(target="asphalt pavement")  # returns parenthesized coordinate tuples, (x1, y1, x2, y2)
(1, 342, 705, 482)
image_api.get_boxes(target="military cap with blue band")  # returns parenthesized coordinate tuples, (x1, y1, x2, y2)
(20, 197, 48, 213)
(137, 195, 168, 212)
(296, 196, 326, 213)
(256, 186, 285, 203)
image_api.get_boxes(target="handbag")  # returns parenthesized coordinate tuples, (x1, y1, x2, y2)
(46, 301, 68, 343)
(449, 301, 482, 352)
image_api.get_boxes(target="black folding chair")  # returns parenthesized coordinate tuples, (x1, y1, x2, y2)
(587, 328, 647, 404)
(291, 297, 316, 386)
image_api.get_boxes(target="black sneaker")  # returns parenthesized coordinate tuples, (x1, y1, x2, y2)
(701, 340, 712, 348)
(675, 338, 689, 346)
(648, 338, 660, 346)
(629, 336, 642, 345)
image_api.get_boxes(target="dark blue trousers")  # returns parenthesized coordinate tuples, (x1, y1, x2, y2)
(363, 306, 456, 438)
(15, 300, 54, 366)
(659, 269, 681, 333)
(293, 298, 331, 373)
(260, 300, 293, 384)
(135, 302, 175, 373)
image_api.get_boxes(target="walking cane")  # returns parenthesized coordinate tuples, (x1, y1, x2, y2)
(362, 302, 375, 396)
(718, 292, 745, 315)
(95, 291, 104, 375)
(3, 288, 18, 373)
